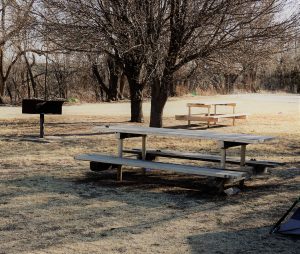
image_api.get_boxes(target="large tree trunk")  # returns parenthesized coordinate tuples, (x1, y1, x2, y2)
(107, 57, 119, 101)
(128, 80, 144, 123)
(124, 61, 144, 123)
(224, 73, 238, 94)
(92, 63, 111, 100)
(23, 53, 38, 98)
(149, 78, 168, 127)
(119, 73, 126, 99)
(0, 77, 6, 104)
(0, 72, 6, 104)
(0, 49, 6, 104)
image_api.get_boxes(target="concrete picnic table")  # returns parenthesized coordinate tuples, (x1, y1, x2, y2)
(75, 125, 275, 191)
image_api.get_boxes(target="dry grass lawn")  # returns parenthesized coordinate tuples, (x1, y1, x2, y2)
(0, 95, 299, 253)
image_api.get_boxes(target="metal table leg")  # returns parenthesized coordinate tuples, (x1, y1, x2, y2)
(117, 133, 123, 181)
(219, 141, 227, 168)
(240, 145, 246, 167)
(188, 106, 191, 126)
(142, 135, 147, 174)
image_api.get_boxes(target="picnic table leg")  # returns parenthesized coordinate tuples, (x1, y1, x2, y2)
(240, 145, 246, 166)
(142, 135, 147, 174)
(213, 105, 217, 125)
(219, 142, 227, 168)
(232, 105, 236, 126)
(117, 133, 123, 181)
(219, 142, 227, 192)
(238, 144, 247, 188)
(220, 148, 226, 168)
(207, 106, 211, 128)
(188, 106, 191, 126)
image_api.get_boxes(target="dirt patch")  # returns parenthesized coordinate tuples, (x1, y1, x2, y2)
(0, 94, 299, 253)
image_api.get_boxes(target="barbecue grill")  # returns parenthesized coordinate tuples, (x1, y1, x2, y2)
(22, 99, 65, 138)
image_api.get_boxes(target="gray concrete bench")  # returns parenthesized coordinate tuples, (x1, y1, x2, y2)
(75, 153, 249, 192)
(123, 149, 283, 175)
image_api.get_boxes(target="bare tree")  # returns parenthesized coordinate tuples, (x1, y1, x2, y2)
(0, 0, 35, 103)
(38, 0, 298, 126)
(38, 0, 168, 122)
(146, 0, 299, 126)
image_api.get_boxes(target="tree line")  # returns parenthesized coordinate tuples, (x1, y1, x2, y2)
(0, 0, 299, 127)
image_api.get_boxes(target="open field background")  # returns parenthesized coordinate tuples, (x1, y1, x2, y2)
(0, 93, 299, 253)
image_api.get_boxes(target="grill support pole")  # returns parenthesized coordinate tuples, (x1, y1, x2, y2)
(40, 113, 45, 138)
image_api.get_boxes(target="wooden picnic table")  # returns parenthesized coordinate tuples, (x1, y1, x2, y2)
(75, 125, 275, 191)
(175, 101, 247, 127)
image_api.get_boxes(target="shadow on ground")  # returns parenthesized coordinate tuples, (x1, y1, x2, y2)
(188, 227, 299, 254)
(1, 165, 299, 253)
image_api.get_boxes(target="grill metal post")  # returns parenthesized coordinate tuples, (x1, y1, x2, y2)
(40, 113, 45, 138)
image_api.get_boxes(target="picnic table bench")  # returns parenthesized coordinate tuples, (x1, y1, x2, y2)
(75, 125, 278, 192)
(123, 149, 283, 175)
(175, 102, 248, 127)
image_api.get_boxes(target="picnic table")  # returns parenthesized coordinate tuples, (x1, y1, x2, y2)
(75, 125, 280, 192)
(175, 101, 247, 127)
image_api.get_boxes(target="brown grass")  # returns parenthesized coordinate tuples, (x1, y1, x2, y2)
(0, 112, 299, 254)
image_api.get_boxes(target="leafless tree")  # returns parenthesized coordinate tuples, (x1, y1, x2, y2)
(146, 0, 298, 126)
(0, 0, 35, 103)
(38, 0, 170, 122)
(37, 0, 298, 126)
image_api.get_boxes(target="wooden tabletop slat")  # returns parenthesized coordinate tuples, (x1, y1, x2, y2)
(187, 102, 236, 107)
(93, 125, 274, 144)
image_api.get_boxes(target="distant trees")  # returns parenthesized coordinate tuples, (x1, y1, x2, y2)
(0, 0, 298, 127)
(262, 39, 300, 93)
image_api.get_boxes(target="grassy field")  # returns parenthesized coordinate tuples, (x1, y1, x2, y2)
(0, 98, 300, 253)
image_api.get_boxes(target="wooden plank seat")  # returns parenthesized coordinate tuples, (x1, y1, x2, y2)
(175, 113, 248, 122)
(75, 154, 249, 181)
(187, 102, 236, 107)
(123, 149, 283, 174)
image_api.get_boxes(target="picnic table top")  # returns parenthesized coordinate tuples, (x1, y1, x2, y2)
(94, 125, 274, 144)
(187, 102, 236, 106)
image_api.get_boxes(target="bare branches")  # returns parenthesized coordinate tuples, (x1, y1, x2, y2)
(0, 0, 36, 101)
(1, 0, 299, 120)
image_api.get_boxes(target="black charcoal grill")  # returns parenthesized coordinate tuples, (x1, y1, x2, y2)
(22, 99, 65, 138)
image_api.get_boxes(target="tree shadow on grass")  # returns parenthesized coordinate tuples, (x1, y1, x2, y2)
(0, 131, 116, 143)
(0, 173, 229, 252)
(188, 227, 299, 254)
(75, 170, 224, 198)
(74, 169, 300, 200)
(1, 169, 299, 253)
(45, 120, 129, 126)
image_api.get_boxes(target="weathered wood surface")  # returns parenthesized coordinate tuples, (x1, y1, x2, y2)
(75, 154, 248, 179)
(94, 125, 274, 144)
(175, 113, 247, 122)
(187, 102, 236, 107)
(123, 149, 282, 168)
